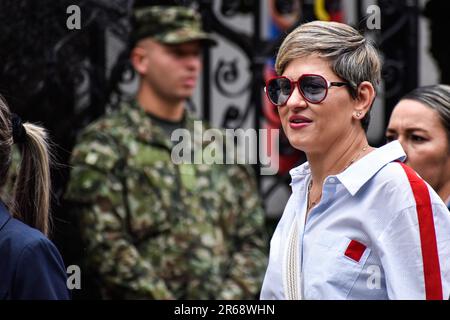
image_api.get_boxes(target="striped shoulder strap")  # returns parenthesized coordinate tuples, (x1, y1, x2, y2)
(397, 161, 443, 300)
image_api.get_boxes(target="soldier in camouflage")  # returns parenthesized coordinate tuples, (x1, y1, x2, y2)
(65, 5, 268, 299)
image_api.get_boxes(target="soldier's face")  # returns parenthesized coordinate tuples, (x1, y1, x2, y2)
(137, 39, 202, 102)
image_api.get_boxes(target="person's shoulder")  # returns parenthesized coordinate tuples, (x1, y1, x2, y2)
(0, 216, 54, 254)
(370, 161, 415, 204)
(375, 160, 408, 182)
(76, 103, 133, 145)
(70, 103, 136, 168)
(0, 216, 69, 300)
(371, 161, 445, 210)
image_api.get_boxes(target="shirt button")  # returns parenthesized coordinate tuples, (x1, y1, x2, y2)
(328, 177, 336, 183)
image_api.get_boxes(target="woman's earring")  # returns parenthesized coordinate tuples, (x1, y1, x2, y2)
(355, 111, 362, 118)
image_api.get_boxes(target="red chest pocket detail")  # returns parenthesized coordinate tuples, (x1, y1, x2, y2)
(344, 240, 367, 262)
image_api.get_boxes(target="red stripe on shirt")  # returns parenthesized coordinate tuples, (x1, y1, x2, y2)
(399, 162, 443, 300)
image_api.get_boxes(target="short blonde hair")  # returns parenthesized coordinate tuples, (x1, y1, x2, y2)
(276, 21, 382, 131)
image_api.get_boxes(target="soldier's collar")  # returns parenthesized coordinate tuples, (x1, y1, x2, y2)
(145, 110, 185, 126)
(129, 99, 195, 120)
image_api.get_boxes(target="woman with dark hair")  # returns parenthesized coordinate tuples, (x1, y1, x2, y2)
(387, 85, 450, 209)
(0, 95, 69, 299)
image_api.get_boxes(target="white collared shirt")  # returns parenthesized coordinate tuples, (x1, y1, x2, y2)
(260, 141, 450, 300)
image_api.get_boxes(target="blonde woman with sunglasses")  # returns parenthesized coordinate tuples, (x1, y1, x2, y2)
(261, 21, 450, 300)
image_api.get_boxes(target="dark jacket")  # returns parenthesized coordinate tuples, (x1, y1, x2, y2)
(0, 201, 70, 299)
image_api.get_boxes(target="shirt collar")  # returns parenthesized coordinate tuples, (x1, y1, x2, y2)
(289, 140, 407, 195)
(289, 161, 311, 189)
(337, 140, 406, 195)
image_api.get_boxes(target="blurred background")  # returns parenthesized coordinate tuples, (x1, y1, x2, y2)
(0, 0, 448, 291)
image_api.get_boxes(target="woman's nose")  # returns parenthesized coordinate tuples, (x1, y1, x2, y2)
(285, 86, 308, 110)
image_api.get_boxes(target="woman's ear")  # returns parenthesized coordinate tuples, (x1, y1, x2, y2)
(130, 46, 149, 76)
(352, 81, 376, 120)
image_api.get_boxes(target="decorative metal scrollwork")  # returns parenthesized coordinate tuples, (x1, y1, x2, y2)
(214, 59, 251, 98)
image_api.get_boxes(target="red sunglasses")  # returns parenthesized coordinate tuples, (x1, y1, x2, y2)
(264, 74, 349, 105)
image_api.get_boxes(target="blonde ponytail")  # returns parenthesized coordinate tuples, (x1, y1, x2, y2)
(0, 95, 52, 236)
(13, 123, 52, 236)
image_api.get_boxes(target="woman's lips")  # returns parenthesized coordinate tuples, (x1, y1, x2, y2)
(288, 115, 312, 129)
(289, 122, 312, 129)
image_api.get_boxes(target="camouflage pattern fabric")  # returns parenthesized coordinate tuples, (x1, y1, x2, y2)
(65, 99, 268, 299)
(132, 5, 216, 45)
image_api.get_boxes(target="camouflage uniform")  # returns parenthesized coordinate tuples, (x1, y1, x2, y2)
(65, 100, 268, 299)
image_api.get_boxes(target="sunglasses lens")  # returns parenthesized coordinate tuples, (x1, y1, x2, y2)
(300, 76, 327, 103)
(267, 78, 292, 106)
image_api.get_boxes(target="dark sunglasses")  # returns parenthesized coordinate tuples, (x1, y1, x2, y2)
(264, 74, 350, 106)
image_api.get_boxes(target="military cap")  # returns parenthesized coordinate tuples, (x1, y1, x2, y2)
(132, 5, 217, 46)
